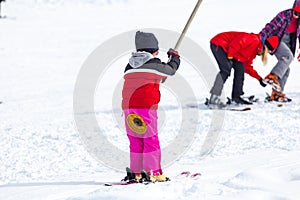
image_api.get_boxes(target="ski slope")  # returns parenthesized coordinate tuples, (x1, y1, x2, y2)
(0, 0, 300, 199)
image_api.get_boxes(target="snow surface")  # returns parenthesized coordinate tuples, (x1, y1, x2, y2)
(0, 0, 300, 199)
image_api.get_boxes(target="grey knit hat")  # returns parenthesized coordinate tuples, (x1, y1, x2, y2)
(135, 31, 159, 53)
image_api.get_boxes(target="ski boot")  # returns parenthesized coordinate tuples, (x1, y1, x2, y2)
(207, 94, 227, 108)
(232, 96, 253, 105)
(121, 167, 138, 183)
(266, 90, 292, 102)
(139, 170, 170, 183)
(139, 170, 154, 183)
(151, 174, 170, 182)
(264, 73, 281, 92)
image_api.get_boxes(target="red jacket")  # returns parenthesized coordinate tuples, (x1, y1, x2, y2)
(122, 55, 180, 110)
(122, 72, 166, 110)
(211, 31, 263, 80)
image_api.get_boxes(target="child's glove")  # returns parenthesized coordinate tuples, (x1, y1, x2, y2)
(167, 48, 180, 58)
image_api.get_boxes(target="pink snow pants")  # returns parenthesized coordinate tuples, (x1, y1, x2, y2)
(124, 108, 162, 175)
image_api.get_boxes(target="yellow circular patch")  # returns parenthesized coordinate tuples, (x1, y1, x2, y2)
(126, 114, 147, 134)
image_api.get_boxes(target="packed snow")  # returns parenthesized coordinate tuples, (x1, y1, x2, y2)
(0, 0, 299, 199)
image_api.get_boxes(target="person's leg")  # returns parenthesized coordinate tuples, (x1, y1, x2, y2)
(268, 67, 292, 102)
(141, 109, 162, 175)
(231, 61, 245, 99)
(142, 109, 168, 181)
(143, 135, 162, 175)
(210, 43, 233, 96)
(279, 67, 290, 92)
(127, 135, 144, 174)
(124, 109, 144, 174)
(271, 40, 293, 90)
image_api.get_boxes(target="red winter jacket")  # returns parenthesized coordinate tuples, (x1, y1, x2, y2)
(122, 72, 166, 110)
(122, 53, 180, 110)
(211, 31, 263, 80)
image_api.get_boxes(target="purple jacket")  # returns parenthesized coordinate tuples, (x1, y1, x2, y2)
(260, 9, 300, 55)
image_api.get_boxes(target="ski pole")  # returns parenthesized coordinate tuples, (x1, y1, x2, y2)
(174, 0, 203, 50)
(0, 1, 2, 18)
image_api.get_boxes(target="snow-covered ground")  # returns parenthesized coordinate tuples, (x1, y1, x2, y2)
(0, 0, 300, 199)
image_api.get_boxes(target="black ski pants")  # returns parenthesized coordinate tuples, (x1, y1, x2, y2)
(210, 43, 245, 98)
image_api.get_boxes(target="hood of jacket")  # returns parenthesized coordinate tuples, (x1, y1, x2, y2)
(129, 52, 154, 68)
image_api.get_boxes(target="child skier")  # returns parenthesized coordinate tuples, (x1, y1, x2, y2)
(121, 31, 180, 182)
(208, 31, 279, 107)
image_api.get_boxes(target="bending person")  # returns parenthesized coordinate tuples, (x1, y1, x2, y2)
(208, 31, 278, 107)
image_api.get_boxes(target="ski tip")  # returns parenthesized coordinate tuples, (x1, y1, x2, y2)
(228, 106, 251, 111)
(190, 172, 201, 179)
(180, 171, 191, 177)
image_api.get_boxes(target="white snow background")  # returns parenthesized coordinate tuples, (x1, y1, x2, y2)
(0, 0, 300, 199)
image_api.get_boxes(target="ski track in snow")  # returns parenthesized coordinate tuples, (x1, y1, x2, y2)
(0, 0, 300, 199)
